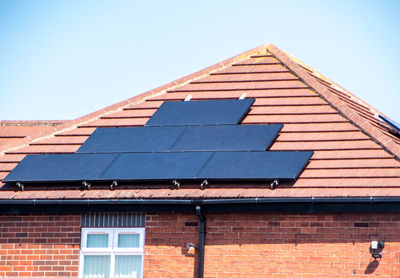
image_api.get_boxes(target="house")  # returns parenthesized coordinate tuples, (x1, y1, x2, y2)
(1, 43, 400, 277)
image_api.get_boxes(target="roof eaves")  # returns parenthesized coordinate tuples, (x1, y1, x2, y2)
(0, 45, 268, 156)
(267, 44, 400, 161)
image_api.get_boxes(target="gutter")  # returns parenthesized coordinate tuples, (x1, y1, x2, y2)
(2, 196, 400, 214)
(1, 196, 400, 205)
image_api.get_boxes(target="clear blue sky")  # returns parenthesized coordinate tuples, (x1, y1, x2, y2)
(0, 0, 399, 121)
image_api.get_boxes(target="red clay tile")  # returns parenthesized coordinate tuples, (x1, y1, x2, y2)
(195, 72, 297, 82)
(308, 158, 400, 168)
(253, 97, 327, 106)
(310, 149, 392, 159)
(29, 136, 89, 145)
(277, 131, 369, 141)
(79, 118, 148, 128)
(243, 114, 346, 124)
(56, 127, 97, 136)
(300, 168, 400, 178)
(100, 109, 155, 119)
(170, 80, 308, 91)
(295, 177, 400, 187)
(233, 56, 280, 65)
(212, 64, 289, 74)
(0, 163, 17, 171)
(6, 145, 79, 154)
(249, 105, 337, 115)
(272, 140, 380, 151)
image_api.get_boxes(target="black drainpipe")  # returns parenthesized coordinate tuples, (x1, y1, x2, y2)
(195, 205, 205, 278)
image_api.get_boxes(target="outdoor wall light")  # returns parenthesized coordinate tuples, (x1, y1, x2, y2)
(370, 241, 384, 259)
(187, 243, 198, 256)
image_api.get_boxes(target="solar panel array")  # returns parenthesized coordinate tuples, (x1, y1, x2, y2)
(4, 99, 313, 184)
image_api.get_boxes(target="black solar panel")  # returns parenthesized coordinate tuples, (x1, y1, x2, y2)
(197, 151, 313, 180)
(100, 152, 212, 180)
(3, 153, 118, 183)
(77, 124, 282, 153)
(4, 99, 313, 185)
(4, 151, 312, 183)
(77, 126, 186, 153)
(169, 124, 281, 151)
(146, 99, 254, 126)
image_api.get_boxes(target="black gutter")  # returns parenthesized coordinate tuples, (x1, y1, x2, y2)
(195, 205, 205, 278)
(2, 197, 400, 213)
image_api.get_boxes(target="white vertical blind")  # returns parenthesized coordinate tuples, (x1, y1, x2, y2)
(118, 234, 140, 248)
(83, 255, 111, 278)
(115, 255, 142, 278)
(87, 234, 109, 248)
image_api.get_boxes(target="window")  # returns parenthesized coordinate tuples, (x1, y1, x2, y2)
(80, 228, 145, 278)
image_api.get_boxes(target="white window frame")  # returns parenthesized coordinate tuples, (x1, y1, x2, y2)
(79, 227, 145, 278)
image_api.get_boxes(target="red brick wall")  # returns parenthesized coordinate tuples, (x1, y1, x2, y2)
(144, 213, 199, 278)
(145, 212, 400, 278)
(0, 214, 81, 277)
(1, 212, 399, 277)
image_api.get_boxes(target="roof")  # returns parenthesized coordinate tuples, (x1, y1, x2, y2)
(0, 120, 66, 152)
(1, 43, 400, 200)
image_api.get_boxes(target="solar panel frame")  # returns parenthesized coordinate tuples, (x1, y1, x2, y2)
(145, 99, 254, 126)
(77, 126, 186, 153)
(169, 124, 282, 152)
(197, 151, 313, 181)
(3, 153, 119, 183)
(76, 124, 282, 153)
(4, 151, 312, 183)
(100, 152, 213, 181)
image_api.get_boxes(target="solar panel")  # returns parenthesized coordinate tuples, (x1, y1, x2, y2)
(4, 151, 312, 183)
(3, 153, 118, 183)
(77, 124, 282, 153)
(169, 124, 282, 151)
(146, 99, 254, 126)
(378, 115, 400, 135)
(77, 126, 186, 153)
(197, 151, 313, 180)
(100, 152, 212, 180)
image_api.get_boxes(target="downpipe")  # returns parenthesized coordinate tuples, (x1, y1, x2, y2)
(195, 205, 206, 278)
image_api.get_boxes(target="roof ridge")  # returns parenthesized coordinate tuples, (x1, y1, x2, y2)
(267, 44, 400, 160)
(0, 120, 66, 126)
(283, 51, 386, 119)
(0, 45, 268, 156)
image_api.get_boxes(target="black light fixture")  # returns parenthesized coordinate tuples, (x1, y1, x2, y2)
(370, 241, 384, 259)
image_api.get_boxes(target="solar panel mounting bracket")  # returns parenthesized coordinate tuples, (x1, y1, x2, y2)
(110, 180, 118, 190)
(82, 181, 91, 190)
(200, 179, 208, 190)
(270, 179, 279, 190)
(172, 179, 181, 189)
(16, 182, 24, 191)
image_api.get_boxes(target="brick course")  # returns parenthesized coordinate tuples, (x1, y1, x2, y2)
(145, 212, 400, 278)
(1, 212, 399, 277)
(0, 214, 80, 277)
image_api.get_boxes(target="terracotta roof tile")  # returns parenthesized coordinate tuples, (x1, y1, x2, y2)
(1, 44, 400, 199)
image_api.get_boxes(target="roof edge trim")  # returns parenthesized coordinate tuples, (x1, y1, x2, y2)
(267, 44, 400, 161)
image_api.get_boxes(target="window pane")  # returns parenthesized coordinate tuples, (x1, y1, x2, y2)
(83, 255, 110, 278)
(115, 255, 142, 278)
(87, 234, 108, 248)
(118, 234, 140, 248)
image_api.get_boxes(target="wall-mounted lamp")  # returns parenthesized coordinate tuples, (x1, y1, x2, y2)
(186, 243, 198, 256)
(370, 241, 384, 259)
